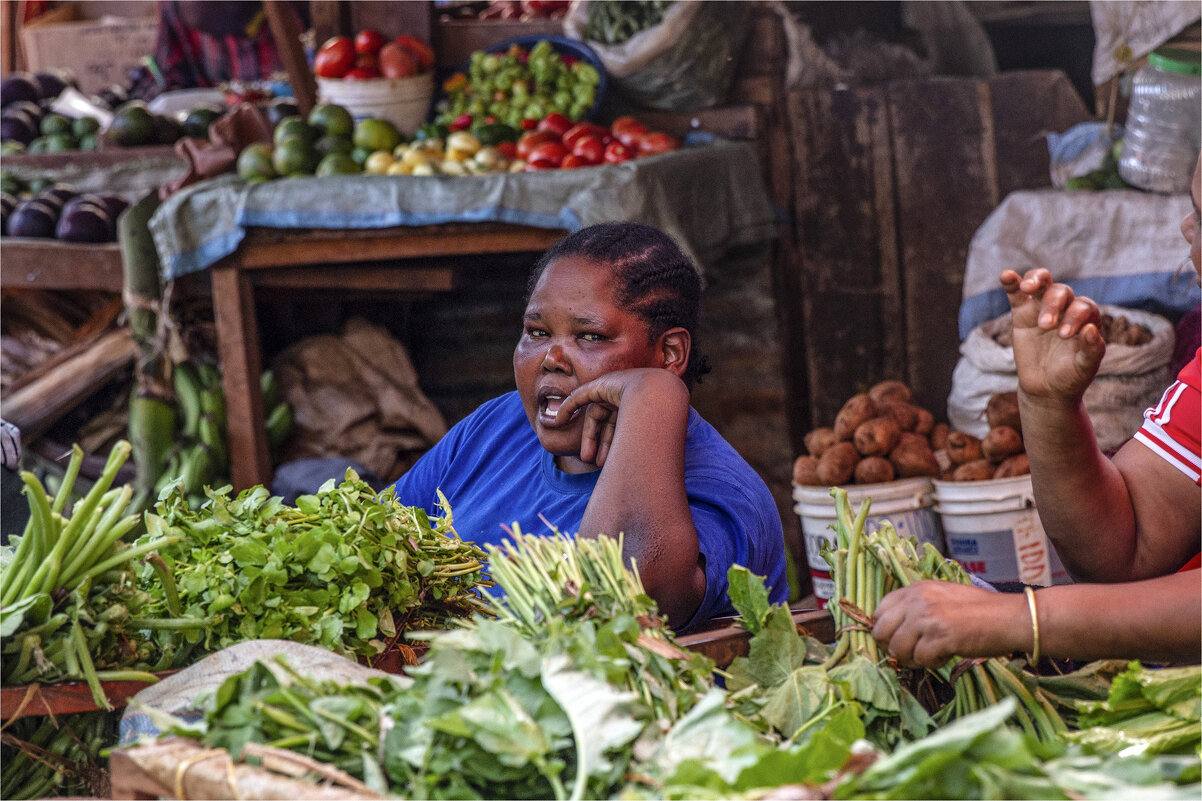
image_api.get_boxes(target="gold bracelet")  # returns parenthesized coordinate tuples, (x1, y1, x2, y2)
(1023, 586, 1041, 665)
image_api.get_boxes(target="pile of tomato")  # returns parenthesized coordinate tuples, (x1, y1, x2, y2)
(514, 113, 680, 170)
(314, 30, 435, 80)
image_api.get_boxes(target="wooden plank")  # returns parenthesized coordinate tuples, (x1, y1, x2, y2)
(786, 85, 899, 427)
(351, 0, 432, 44)
(236, 224, 564, 268)
(989, 70, 1091, 198)
(676, 608, 834, 669)
(266, 0, 316, 117)
(2, 328, 137, 441)
(1, 674, 171, 721)
(251, 265, 456, 292)
(0, 240, 125, 291)
(888, 78, 999, 418)
(211, 264, 272, 490)
(1, 144, 182, 170)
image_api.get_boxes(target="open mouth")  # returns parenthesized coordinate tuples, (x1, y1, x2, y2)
(537, 390, 569, 426)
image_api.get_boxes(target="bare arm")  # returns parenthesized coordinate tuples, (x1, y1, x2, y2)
(1001, 268, 1199, 581)
(551, 368, 707, 626)
(873, 573, 1202, 668)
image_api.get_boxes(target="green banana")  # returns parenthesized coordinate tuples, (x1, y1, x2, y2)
(265, 402, 293, 453)
(178, 443, 215, 495)
(196, 416, 228, 475)
(261, 369, 281, 411)
(129, 394, 177, 503)
(196, 362, 220, 390)
(199, 386, 227, 430)
(172, 361, 204, 439)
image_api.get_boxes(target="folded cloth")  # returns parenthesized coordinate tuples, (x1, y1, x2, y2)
(158, 102, 274, 200)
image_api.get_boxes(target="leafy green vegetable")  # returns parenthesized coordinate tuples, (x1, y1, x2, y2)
(135, 473, 492, 664)
(1066, 661, 1201, 756)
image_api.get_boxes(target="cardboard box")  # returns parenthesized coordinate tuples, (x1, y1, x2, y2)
(20, 4, 158, 94)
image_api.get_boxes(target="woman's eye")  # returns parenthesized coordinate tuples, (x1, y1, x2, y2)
(579, 332, 605, 342)
(526, 327, 548, 338)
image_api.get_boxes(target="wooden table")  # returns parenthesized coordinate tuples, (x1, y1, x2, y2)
(0, 239, 125, 292)
(211, 221, 565, 490)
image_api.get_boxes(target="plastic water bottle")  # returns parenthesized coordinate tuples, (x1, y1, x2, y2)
(1117, 47, 1201, 194)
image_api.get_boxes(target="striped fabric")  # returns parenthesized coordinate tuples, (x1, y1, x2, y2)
(1134, 348, 1201, 486)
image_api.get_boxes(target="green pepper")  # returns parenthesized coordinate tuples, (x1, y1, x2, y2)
(471, 122, 518, 146)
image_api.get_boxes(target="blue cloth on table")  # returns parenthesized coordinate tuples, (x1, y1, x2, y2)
(147, 140, 780, 281)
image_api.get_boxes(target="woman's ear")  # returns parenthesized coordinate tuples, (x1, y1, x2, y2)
(659, 328, 691, 377)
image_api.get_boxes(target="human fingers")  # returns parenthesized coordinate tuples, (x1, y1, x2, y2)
(872, 592, 922, 667)
(1056, 295, 1101, 338)
(1034, 281, 1078, 331)
(1003, 269, 1050, 321)
(592, 416, 617, 467)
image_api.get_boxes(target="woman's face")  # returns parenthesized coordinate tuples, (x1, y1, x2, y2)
(514, 255, 662, 461)
(1183, 155, 1202, 276)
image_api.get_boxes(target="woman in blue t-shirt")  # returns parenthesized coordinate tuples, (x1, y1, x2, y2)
(391, 221, 787, 630)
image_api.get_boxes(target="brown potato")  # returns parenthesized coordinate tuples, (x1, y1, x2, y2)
(928, 422, 950, 451)
(946, 431, 983, 465)
(834, 394, 877, 441)
(986, 391, 1022, 434)
(897, 431, 928, 449)
(793, 454, 822, 486)
(853, 416, 902, 457)
(804, 426, 838, 458)
(854, 456, 895, 484)
(868, 380, 911, 405)
(889, 439, 940, 478)
(877, 401, 920, 433)
(993, 453, 1030, 478)
(816, 441, 859, 486)
(952, 459, 996, 481)
(912, 406, 935, 436)
(981, 425, 1024, 464)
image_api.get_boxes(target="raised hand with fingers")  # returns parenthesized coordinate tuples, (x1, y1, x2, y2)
(1000, 268, 1105, 402)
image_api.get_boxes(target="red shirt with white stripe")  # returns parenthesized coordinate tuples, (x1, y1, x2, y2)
(1135, 348, 1201, 486)
(1133, 348, 1201, 572)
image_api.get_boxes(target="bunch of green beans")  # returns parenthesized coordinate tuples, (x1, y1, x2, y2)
(821, 487, 1066, 742)
(1, 441, 200, 707)
(0, 710, 117, 800)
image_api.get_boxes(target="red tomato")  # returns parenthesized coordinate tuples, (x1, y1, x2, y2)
(394, 35, 435, 72)
(637, 131, 681, 155)
(496, 141, 518, 159)
(449, 113, 473, 132)
(537, 112, 573, 138)
(524, 159, 557, 171)
(354, 29, 385, 55)
(517, 130, 560, 160)
(611, 115, 649, 148)
(603, 141, 634, 164)
(378, 42, 417, 78)
(560, 153, 589, 169)
(561, 122, 607, 149)
(343, 67, 379, 81)
(314, 36, 354, 78)
(528, 141, 567, 167)
(520, 117, 539, 131)
(571, 134, 605, 165)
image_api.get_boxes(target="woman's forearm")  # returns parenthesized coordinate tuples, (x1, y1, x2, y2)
(1018, 391, 1138, 581)
(578, 374, 705, 625)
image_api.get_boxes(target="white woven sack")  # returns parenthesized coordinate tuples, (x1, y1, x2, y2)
(948, 305, 1175, 450)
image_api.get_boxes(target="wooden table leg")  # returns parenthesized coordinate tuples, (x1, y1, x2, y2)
(211, 264, 272, 490)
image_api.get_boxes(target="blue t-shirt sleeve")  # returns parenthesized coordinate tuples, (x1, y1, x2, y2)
(680, 483, 788, 632)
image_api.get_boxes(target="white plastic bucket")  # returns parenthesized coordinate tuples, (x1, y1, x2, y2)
(793, 477, 945, 608)
(933, 474, 1070, 587)
(316, 73, 434, 138)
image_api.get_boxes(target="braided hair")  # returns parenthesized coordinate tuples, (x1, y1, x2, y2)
(526, 221, 711, 387)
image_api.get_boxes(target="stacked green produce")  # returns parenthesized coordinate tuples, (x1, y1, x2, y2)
(437, 40, 601, 130)
(0, 441, 203, 800)
(133, 474, 493, 665)
(138, 522, 1200, 800)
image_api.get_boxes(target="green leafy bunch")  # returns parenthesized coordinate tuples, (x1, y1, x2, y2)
(134, 472, 493, 664)
(1066, 661, 1201, 756)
